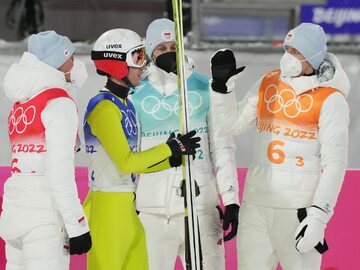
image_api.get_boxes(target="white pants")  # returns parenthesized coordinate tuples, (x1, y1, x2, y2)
(5, 225, 69, 270)
(139, 207, 225, 270)
(238, 203, 322, 270)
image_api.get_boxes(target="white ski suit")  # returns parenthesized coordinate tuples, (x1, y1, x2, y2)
(211, 53, 350, 270)
(132, 63, 239, 270)
(0, 52, 89, 270)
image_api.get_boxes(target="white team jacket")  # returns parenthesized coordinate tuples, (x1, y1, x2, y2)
(0, 52, 89, 239)
(211, 53, 349, 215)
(133, 64, 239, 216)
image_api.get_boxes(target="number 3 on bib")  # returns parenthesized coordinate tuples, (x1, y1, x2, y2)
(267, 140, 304, 167)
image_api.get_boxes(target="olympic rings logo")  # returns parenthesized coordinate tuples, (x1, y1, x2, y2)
(264, 84, 313, 119)
(141, 91, 203, 121)
(122, 109, 137, 136)
(8, 106, 36, 135)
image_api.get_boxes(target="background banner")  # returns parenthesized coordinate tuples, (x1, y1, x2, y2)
(301, 0, 360, 34)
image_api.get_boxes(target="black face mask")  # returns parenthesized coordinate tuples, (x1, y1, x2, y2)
(155, 52, 177, 74)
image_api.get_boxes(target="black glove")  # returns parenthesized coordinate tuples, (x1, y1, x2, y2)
(168, 133, 197, 166)
(69, 231, 92, 255)
(169, 155, 182, 167)
(167, 133, 183, 167)
(211, 49, 245, 94)
(166, 130, 201, 156)
(223, 204, 240, 241)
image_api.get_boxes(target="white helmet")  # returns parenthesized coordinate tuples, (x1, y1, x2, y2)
(91, 28, 146, 79)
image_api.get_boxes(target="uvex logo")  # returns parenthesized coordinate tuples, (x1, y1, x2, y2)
(104, 52, 123, 59)
(106, 44, 122, 49)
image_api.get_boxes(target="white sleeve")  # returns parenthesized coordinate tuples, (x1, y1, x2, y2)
(208, 93, 239, 206)
(41, 97, 89, 238)
(313, 92, 349, 220)
(210, 75, 260, 136)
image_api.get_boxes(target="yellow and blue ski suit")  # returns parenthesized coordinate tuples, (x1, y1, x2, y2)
(83, 87, 172, 270)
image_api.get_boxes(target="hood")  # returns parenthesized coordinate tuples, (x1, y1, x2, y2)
(319, 53, 350, 97)
(144, 56, 194, 96)
(4, 52, 68, 103)
(281, 53, 350, 97)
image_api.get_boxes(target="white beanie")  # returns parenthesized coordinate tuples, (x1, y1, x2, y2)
(28, 30, 75, 69)
(283, 23, 327, 70)
(145, 18, 175, 58)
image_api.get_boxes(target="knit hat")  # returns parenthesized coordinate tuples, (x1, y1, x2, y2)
(145, 18, 175, 59)
(28, 30, 75, 69)
(283, 23, 327, 70)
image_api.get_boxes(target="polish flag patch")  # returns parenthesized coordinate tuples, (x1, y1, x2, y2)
(78, 216, 85, 223)
(162, 30, 173, 40)
(63, 244, 70, 255)
(78, 216, 87, 227)
(286, 31, 294, 41)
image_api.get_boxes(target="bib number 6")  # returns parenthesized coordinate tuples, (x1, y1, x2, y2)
(267, 140, 285, 164)
(267, 140, 304, 167)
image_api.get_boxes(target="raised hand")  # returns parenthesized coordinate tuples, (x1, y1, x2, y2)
(211, 49, 245, 94)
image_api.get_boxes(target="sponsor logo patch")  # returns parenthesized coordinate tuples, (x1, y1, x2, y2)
(106, 44, 123, 49)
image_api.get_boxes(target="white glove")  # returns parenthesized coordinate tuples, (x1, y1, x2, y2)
(295, 206, 329, 253)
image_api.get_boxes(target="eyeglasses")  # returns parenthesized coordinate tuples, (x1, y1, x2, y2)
(127, 46, 147, 68)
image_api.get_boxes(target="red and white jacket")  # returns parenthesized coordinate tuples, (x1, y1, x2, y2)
(0, 52, 89, 239)
(211, 53, 350, 218)
(9, 88, 72, 174)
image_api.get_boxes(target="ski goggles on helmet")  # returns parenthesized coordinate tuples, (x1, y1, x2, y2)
(126, 46, 147, 68)
(91, 46, 146, 68)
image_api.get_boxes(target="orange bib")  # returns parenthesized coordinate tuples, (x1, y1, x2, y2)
(258, 70, 338, 129)
(253, 70, 339, 172)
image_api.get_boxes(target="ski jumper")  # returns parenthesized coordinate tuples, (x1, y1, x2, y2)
(0, 52, 89, 270)
(211, 53, 349, 269)
(83, 89, 173, 270)
(132, 65, 239, 270)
